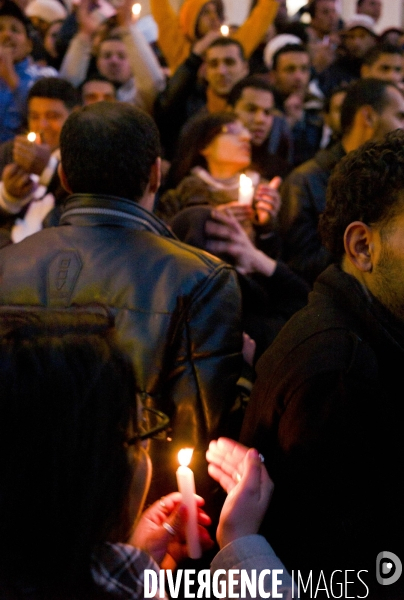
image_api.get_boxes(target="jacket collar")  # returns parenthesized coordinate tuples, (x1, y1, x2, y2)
(59, 194, 176, 239)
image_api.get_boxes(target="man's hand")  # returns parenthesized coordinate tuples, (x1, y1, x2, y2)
(207, 437, 274, 548)
(13, 136, 52, 175)
(2, 163, 36, 199)
(0, 45, 18, 90)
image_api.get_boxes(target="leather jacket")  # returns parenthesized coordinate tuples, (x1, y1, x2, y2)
(0, 193, 243, 503)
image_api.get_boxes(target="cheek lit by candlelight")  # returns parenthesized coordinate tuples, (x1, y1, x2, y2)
(132, 3, 141, 16)
(178, 448, 193, 467)
(27, 132, 37, 142)
(220, 25, 229, 36)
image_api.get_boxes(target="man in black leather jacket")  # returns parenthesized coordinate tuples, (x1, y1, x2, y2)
(0, 102, 244, 507)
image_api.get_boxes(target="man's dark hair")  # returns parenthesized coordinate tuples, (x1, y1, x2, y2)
(319, 130, 404, 259)
(27, 77, 79, 111)
(362, 42, 404, 67)
(272, 43, 309, 71)
(322, 82, 348, 114)
(340, 78, 394, 135)
(79, 74, 118, 100)
(60, 102, 161, 200)
(0, 0, 31, 36)
(206, 36, 246, 61)
(227, 75, 274, 107)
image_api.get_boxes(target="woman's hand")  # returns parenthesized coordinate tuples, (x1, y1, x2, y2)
(130, 492, 213, 569)
(205, 209, 277, 277)
(206, 438, 274, 549)
(253, 176, 282, 227)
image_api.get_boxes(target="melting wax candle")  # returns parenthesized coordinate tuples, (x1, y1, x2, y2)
(176, 448, 201, 559)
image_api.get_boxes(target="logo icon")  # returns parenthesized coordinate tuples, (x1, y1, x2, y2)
(376, 551, 402, 586)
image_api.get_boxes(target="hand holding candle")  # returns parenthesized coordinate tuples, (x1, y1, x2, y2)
(176, 448, 201, 559)
(238, 174, 254, 205)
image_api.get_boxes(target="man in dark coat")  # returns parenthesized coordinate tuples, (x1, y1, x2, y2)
(240, 129, 404, 599)
(0, 102, 243, 508)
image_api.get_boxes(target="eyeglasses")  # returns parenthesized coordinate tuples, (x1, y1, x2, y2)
(221, 123, 250, 137)
(126, 407, 170, 445)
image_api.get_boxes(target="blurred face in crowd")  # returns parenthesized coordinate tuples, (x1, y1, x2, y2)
(0, 15, 32, 63)
(97, 39, 132, 85)
(324, 89, 346, 135)
(205, 44, 248, 97)
(270, 51, 311, 97)
(201, 120, 251, 173)
(28, 97, 72, 151)
(234, 86, 275, 146)
(371, 85, 404, 140)
(362, 53, 404, 85)
(343, 27, 377, 59)
(311, 0, 338, 35)
(196, 2, 222, 37)
(43, 20, 63, 58)
(82, 80, 116, 105)
(357, 0, 382, 22)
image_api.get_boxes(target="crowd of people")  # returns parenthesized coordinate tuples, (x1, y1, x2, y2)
(1, 0, 404, 598)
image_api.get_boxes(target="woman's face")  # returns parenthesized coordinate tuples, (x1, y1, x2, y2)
(201, 121, 251, 172)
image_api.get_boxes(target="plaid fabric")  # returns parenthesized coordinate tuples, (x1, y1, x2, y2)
(91, 542, 166, 599)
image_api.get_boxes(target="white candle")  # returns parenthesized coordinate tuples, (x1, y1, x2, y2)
(238, 174, 254, 205)
(220, 24, 229, 36)
(27, 132, 37, 142)
(176, 448, 201, 559)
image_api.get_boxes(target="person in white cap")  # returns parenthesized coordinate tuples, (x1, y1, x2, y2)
(318, 14, 378, 96)
(356, 0, 382, 24)
(25, 0, 67, 38)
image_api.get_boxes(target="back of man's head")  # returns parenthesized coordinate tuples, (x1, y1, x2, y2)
(340, 78, 392, 136)
(27, 77, 79, 111)
(319, 129, 404, 260)
(60, 102, 161, 200)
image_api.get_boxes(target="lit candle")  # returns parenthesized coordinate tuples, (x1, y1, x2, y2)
(27, 132, 37, 142)
(132, 3, 141, 17)
(238, 174, 254, 205)
(176, 448, 201, 559)
(220, 24, 229, 36)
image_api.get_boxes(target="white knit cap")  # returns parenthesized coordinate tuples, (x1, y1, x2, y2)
(25, 0, 67, 23)
(263, 34, 303, 69)
(342, 14, 377, 36)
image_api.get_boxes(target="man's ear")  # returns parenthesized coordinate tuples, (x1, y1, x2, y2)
(358, 104, 378, 129)
(344, 221, 374, 272)
(57, 162, 72, 193)
(148, 157, 161, 194)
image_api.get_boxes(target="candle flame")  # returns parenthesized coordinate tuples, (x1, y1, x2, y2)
(220, 25, 229, 36)
(178, 448, 194, 467)
(132, 3, 141, 15)
(239, 173, 253, 190)
(27, 132, 37, 142)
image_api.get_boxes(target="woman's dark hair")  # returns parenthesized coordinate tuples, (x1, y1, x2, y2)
(0, 307, 140, 597)
(160, 111, 240, 193)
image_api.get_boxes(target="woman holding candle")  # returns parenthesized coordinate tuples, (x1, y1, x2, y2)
(0, 306, 296, 599)
(156, 111, 282, 260)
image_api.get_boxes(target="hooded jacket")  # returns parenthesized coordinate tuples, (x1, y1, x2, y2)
(150, 0, 278, 72)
